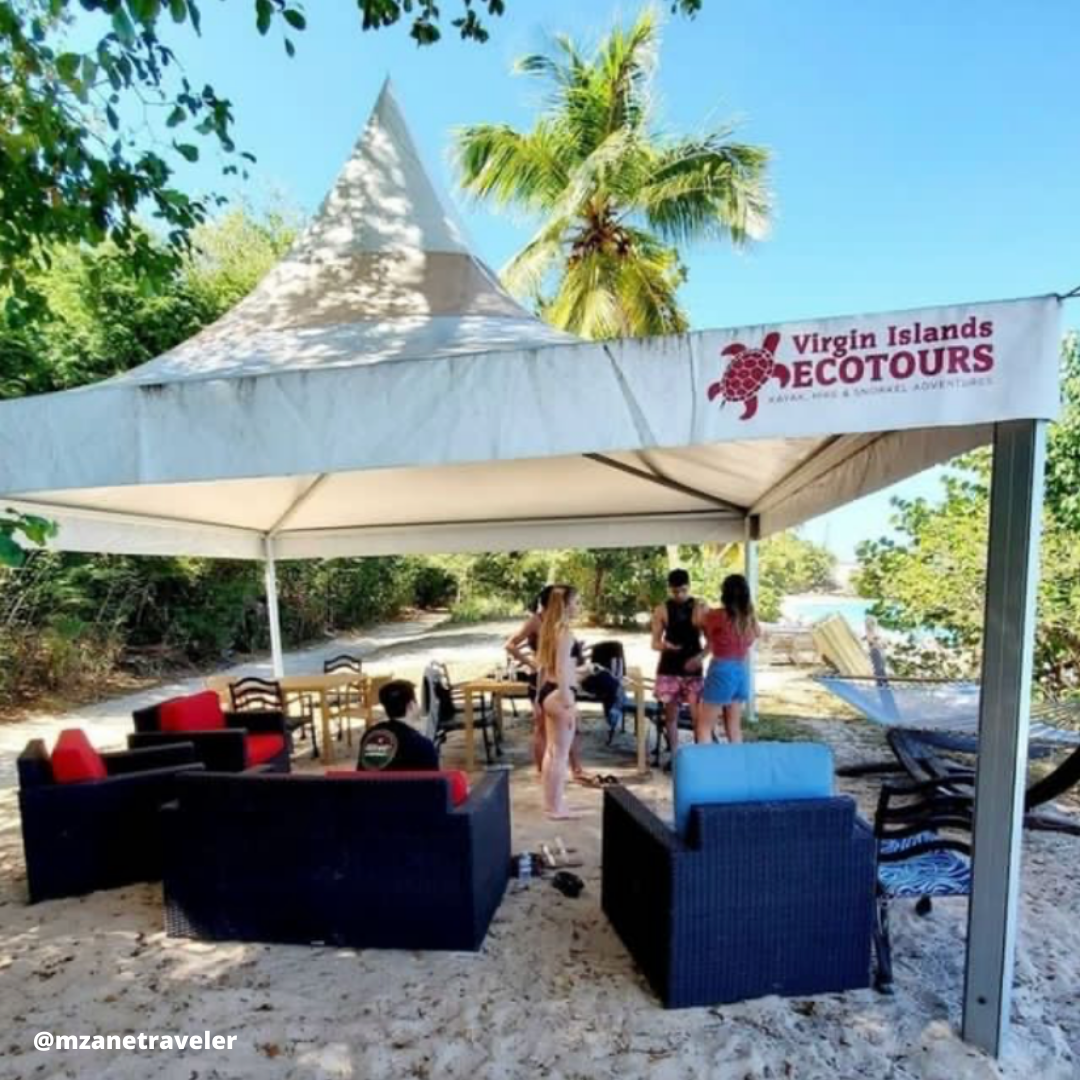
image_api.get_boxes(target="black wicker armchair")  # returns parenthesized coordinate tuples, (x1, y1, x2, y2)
(129, 689, 290, 772)
(602, 785, 877, 1007)
(18, 736, 203, 902)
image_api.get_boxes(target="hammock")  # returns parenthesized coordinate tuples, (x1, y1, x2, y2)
(817, 674, 1080, 835)
(816, 675, 1080, 750)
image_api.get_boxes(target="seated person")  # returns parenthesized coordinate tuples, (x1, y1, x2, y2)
(357, 679, 439, 771)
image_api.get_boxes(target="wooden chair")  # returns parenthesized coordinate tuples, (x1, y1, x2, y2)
(323, 654, 364, 745)
(229, 676, 319, 759)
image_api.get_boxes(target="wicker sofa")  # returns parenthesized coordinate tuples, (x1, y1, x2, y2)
(162, 767, 511, 951)
(601, 745, 876, 1008)
(18, 733, 203, 902)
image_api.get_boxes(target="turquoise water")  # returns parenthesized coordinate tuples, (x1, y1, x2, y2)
(780, 596, 876, 630)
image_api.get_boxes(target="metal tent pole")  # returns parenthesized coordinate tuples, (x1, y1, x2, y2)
(263, 536, 285, 678)
(744, 516, 759, 724)
(962, 419, 1047, 1056)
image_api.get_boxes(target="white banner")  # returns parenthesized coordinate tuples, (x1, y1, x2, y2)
(630, 295, 1060, 446)
(587, 293, 1058, 449)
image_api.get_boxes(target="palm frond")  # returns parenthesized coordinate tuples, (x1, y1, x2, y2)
(613, 228, 688, 337)
(453, 122, 571, 212)
(545, 252, 624, 340)
(540, 229, 687, 341)
(500, 217, 571, 300)
(637, 134, 772, 245)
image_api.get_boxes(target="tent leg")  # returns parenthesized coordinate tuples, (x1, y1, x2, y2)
(962, 419, 1046, 1057)
(263, 538, 285, 678)
(744, 517, 759, 724)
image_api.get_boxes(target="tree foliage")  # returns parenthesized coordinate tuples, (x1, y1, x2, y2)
(0, 1, 708, 324)
(680, 532, 837, 623)
(453, 7, 769, 338)
(0, 207, 295, 397)
(853, 335, 1080, 697)
(0, 510, 57, 567)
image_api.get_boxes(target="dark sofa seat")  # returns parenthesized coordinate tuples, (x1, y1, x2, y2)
(18, 735, 203, 903)
(130, 689, 290, 773)
(162, 768, 511, 951)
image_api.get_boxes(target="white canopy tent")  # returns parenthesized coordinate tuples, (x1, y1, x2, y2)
(0, 82, 1063, 1056)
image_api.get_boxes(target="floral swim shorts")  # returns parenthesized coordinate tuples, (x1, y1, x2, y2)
(654, 675, 704, 706)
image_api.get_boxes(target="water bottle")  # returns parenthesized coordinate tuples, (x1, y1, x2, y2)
(517, 853, 532, 880)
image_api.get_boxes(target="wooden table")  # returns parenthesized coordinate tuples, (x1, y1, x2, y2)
(207, 672, 393, 765)
(459, 678, 532, 772)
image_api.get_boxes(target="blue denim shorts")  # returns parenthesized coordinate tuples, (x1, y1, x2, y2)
(702, 658, 750, 706)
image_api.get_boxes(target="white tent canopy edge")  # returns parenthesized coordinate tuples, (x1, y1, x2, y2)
(0, 291, 1056, 560)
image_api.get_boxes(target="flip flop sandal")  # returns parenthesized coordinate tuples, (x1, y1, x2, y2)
(573, 773, 604, 788)
(598, 774, 621, 786)
(551, 870, 584, 898)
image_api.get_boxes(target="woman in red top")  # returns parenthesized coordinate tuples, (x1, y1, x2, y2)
(697, 574, 760, 745)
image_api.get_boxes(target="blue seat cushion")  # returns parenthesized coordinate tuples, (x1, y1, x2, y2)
(673, 742, 834, 836)
(878, 831, 971, 898)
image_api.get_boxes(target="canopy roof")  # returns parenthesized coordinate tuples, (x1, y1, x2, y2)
(0, 82, 1061, 560)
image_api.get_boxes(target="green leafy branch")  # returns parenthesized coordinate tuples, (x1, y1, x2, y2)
(0, 509, 58, 567)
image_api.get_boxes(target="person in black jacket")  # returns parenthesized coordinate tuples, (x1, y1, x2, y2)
(357, 679, 439, 771)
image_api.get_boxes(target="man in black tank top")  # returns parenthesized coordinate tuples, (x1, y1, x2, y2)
(651, 569, 707, 769)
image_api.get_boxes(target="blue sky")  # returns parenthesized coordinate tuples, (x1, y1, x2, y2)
(92, 1, 1080, 559)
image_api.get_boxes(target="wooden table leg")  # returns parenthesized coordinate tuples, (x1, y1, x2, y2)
(493, 692, 505, 751)
(363, 677, 374, 733)
(464, 689, 476, 772)
(635, 673, 648, 775)
(319, 688, 333, 765)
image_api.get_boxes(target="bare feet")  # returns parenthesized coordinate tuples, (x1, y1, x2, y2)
(545, 808, 584, 820)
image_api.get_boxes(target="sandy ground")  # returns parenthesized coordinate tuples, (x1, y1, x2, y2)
(0, 617, 1077, 1079)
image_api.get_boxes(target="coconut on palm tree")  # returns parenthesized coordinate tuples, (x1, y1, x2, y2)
(453, 7, 771, 340)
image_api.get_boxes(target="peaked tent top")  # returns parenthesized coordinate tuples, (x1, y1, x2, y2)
(113, 80, 573, 387)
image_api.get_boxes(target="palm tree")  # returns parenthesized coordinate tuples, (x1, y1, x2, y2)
(453, 7, 770, 340)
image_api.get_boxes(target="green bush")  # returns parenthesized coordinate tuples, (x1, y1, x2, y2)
(444, 595, 525, 625)
(411, 562, 460, 608)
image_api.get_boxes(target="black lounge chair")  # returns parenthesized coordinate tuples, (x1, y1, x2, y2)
(421, 662, 500, 765)
(872, 774, 975, 992)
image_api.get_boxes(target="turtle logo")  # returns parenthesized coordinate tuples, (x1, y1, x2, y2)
(707, 331, 791, 420)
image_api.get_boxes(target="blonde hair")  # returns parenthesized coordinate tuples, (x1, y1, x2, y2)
(537, 587, 576, 675)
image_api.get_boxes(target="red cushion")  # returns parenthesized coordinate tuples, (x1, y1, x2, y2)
(325, 769, 470, 807)
(159, 691, 225, 734)
(50, 729, 108, 784)
(246, 733, 286, 766)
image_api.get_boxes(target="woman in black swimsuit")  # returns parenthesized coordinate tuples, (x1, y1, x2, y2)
(504, 585, 588, 778)
(537, 586, 582, 819)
